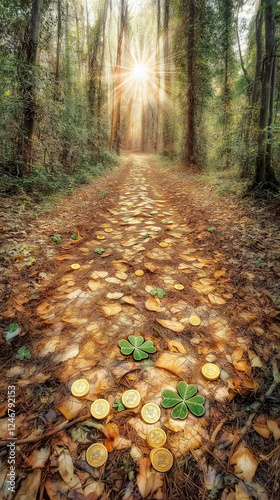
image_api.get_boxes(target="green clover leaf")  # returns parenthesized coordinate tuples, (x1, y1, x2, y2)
(53, 235, 62, 243)
(118, 335, 156, 361)
(208, 227, 216, 233)
(142, 234, 149, 239)
(94, 248, 105, 255)
(9, 323, 19, 333)
(162, 381, 205, 419)
(16, 346, 31, 360)
(150, 288, 166, 299)
(71, 233, 78, 240)
(113, 399, 125, 412)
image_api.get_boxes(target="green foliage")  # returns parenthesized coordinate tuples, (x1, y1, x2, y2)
(94, 247, 105, 255)
(142, 233, 149, 238)
(161, 381, 205, 419)
(256, 258, 264, 265)
(150, 288, 166, 298)
(16, 346, 31, 360)
(118, 335, 156, 361)
(113, 399, 125, 412)
(208, 227, 216, 233)
(53, 235, 62, 243)
(71, 233, 78, 240)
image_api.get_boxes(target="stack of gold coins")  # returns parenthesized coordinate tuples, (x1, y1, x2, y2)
(141, 403, 161, 424)
(202, 363, 220, 380)
(71, 379, 90, 398)
(122, 390, 141, 409)
(90, 399, 110, 420)
(86, 443, 108, 467)
(150, 448, 173, 472)
(147, 428, 166, 449)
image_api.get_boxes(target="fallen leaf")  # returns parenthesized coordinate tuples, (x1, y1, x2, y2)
(29, 447, 50, 468)
(230, 446, 258, 481)
(106, 292, 124, 299)
(91, 270, 108, 278)
(102, 303, 122, 316)
(58, 451, 82, 490)
(156, 352, 196, 377)
(145, 297, 161, 312)
(14, 470, 41, 499)
(248, 350, 263, 368)
(208, 293, 226, 305)
(116, 272, 128, 280)
(232, 347, 244, 361)
(136, 457, 164, 499)
(233, 361, 251, 375)
(156, 319, 184, 332)
(88, 280, 100, 291)
(167, 339, 186, 354)
(266, 420, 280, 441)
(235, 481, 251, 500)
(252, 424, 271, 439)
(57, 397, 83, 419)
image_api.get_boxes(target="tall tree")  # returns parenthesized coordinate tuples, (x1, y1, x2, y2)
(162, 0, 172, 155)
(254, 0, 278, 187)
(17, 0, 44, 175)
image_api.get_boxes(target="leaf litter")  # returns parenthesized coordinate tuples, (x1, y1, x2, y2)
(0, 155, 279, 499)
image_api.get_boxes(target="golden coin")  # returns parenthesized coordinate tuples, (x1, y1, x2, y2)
(159, 242, 168, 248)
(71, 263, 80, 270)
(189, 316, 201, 326)
(147, 428, 166, 449)
(90, 399, 110, 420)
(71, 379, 90, 398)
(202, 363, 220, 381)
(135, 270, 144, 276)
(141, 403, 161, 424)
(174, 284, 184, 291)
(86, 443, 108, 467)
(122, 390, 141, 409)
(104, 228, 113, 233)
(97, 235, 106, 240)
(150, 448, 173, 472)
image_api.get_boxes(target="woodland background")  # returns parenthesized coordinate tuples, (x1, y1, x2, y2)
(0, 0, 279, 196)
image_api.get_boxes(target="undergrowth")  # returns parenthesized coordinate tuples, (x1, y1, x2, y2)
(0, 151, 119, 203)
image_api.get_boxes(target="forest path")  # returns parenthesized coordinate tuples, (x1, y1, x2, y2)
(1, 155, 279, 499)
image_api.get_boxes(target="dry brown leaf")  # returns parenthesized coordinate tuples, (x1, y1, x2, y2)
(267, 420, 280, 441)
(88, 279, 100, 291)
(167, 339, 186, 354)
(252, 424, 271, 439)
(248, 350, 263, 368)
(230, 446, 258, 481)
(233, 360, 251, 375)
(106, 292, 124, 299)
(144, 262, 157, 272)
(14, 470, 42, 500)
(115, 272, 128, 280)
(29, 447, 50, 468)
(235, 482, 251, 500)
(136, 457, 164, 499)
(91, 270, 108, 278)
(156, 352, 196, 377)
(156, 319, 184, 332)
(192, 282, 215, 294)
(145, 297, 161, 312)
(121, 295, 138, 306)
(208, 293, 226, 305)
(232, 347, 244, 361)
(214, 268, 227, 279)
(58, 451, 83, 491)
(102, 303, 122, 316)
(57, 397, 83, 419)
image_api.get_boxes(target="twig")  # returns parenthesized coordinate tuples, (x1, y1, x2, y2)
(228, 360, 280, 460)
(210, 418, 228, 443)
(0, 412, 108, 448)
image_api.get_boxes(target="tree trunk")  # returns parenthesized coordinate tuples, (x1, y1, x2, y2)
(97, 0, 109, 145)
(162, 0, 171, 156)
(185, 0, 195, 164)
(54, 0, 62, 100)
(154, 0, 161, 153)
(254, 0, 278, 187)
(17, 0, 44, 175)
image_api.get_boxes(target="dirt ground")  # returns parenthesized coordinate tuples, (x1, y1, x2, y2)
(0, 154, 279, 500)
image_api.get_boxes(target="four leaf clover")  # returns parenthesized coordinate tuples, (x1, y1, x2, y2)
(16, 346, 31, 360)
(162, 381, 205, 419)
(113, 399, 125, 412)
(150, 288, 166, 299)
(119, 335, 156, 361)
(94, 248, 105, 255)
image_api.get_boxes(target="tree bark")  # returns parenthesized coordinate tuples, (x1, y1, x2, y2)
(185, 0, 195, 164)
(17, 0, 44, 175)
(162, 0, 171, 155)
(54, 0, 62, 100)
(254, 0, 278, 187)
(154, 0, 161, 153)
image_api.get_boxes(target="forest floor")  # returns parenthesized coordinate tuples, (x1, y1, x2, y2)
(0, 154, 280, 500)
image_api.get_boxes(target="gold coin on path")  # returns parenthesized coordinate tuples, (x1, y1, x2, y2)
(122, 390, 141, 409)
(147, 428, 166, 449)
(135, 270, 144, 276)
(141, 403, 161, 424)
(97, 235, 106, 240)
(202, 363, 220, 381)
(150, 448, 173, 472)
(189, 316, 201, 326)
(86, 443, 108, 467)
(174, 284, 184, 291)
(159, 242, 168, 248)
(71, 263, 80, 270)
(104, 228, 113, 233)
(90, 399, 110, 420)
(71, 379, 90, 398)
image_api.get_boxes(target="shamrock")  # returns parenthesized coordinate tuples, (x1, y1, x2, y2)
(113, 399, 125, 412)
(9, 323, 18, 333)
(53, 235, 62, 243)
(94, 248, 105, 255)
(16, 346, 31, 360)
(6, 323, 20, 342)
(142, 234, 149, 239)
(161, 381, 205, 419)
(150, 288, 166, 299)
(118, 335, 156, 361)
(71, 233, 78, 240)
(208, 227, 216, 233)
